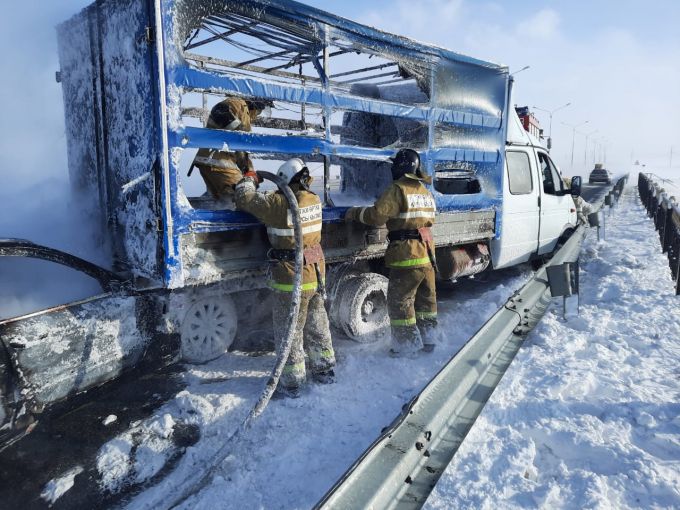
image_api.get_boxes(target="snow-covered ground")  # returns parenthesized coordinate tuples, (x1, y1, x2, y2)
(425, 188, 680, 509)
(85, 266, 533, 508)
(38, 185, 680, 509)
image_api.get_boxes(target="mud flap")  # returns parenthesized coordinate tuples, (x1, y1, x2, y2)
(0, 291, 166, 443)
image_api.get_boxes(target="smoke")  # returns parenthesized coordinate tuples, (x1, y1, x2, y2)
(0, 1, 107, 319)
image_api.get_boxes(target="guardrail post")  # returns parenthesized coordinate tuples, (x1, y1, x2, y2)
(546, 261, 580, 320)
(659, 201, 669, 250)
(663, 209, 674, 253)
(588, 212, 600, 241)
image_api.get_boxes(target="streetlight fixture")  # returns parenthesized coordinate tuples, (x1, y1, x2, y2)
(511, 65, 531, 76)
(533, 102, 571, 151)
(562, 120, 589, 171)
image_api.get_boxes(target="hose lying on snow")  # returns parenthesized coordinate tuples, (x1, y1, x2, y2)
(136, 171, 304, 510)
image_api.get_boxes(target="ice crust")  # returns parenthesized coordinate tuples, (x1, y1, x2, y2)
(40, 466, 84, 505)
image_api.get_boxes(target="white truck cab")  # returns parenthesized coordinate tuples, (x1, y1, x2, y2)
(491, 109, 578, 269)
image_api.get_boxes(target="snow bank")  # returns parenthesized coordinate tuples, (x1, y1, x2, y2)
(124, 267, 530, 509)
(425, 188, 680, 509)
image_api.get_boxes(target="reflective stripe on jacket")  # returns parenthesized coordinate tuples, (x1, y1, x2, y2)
(355, 174, 436, 268)
(235, 181, 325, 291)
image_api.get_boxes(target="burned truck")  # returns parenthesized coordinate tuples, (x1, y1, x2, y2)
(0, 0, 580, 446)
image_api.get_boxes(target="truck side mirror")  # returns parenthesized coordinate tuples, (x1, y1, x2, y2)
(570, 175, 582, 197)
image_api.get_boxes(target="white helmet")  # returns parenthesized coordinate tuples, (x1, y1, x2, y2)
(277, 158, 306, 183)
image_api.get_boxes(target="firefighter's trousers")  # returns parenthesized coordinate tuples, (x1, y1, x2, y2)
(387, 265, 438, 354)
(272, 290, 336, 389)
(199, 166, 241, 200)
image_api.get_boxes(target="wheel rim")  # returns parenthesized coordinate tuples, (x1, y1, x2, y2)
(361, 290, 386, 326)
(335, 274, 389, 343)
(181, 296, 237, 363)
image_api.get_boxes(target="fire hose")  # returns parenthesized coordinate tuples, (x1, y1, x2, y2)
(135, 170, 304, 509)
(242, 170, 304, 425)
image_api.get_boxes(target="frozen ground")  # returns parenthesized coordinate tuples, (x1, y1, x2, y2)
(116, 272, 528, 508)
(37, 185, 680, 509)
(83, 266, 532, 509)
(425, 188, 680, 509)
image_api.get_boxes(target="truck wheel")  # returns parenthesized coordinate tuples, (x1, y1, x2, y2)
(180, 294, 237, 363)
(331, 273, 389, 343)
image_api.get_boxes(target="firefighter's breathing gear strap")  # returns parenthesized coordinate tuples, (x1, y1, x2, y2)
(387, 227, 440, 275)
(267, 244, 327, 299)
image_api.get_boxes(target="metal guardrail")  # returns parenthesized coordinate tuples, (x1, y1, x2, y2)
(637, 173, 680, 295)
(316, 232, 584, 509)
(315, 176, 628, 510)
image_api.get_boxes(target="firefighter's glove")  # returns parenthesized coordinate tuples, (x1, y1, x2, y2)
(235, 175, 259, 194)
(344, 207, 360, 223)
(243, 170, 262, 185)
(235, 170, 262, 194)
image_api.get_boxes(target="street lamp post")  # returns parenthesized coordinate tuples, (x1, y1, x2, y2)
(582, 128, 598, 169)
(593, 137, 607, 164)
(532, 102, 571, 151)
(563, 120, 589, 172)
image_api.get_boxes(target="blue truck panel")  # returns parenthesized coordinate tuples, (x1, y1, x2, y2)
(59, 0, 511, 289)
(58, 0, 162, 283)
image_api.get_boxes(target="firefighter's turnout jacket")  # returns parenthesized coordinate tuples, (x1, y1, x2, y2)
(193, 98, 255, 200)
(235, 179, 334, 389)
(346, 173, 436, 267)
(234, 181, 325, 292)
(346, 173, 438, 354)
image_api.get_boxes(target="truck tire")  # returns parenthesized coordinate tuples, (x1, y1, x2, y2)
(180, 294, 238, 363)
(331, 273, 389, 343)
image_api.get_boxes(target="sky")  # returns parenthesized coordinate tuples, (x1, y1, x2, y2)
(316, 0, 680, 178)
(0, 0, 677, 185)
(0, 0, 678, 300)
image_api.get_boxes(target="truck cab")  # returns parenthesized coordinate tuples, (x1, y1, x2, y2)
(490, 108, 578, 269)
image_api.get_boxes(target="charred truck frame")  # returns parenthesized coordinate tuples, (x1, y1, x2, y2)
(1, 0, 579, 447)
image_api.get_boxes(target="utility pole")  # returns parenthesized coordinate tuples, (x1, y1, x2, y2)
(563, 120, 589, 171)
(533, 102, 571, 152)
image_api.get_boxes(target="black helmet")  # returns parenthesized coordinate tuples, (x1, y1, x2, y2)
(208, 100, 239, 130)
(390, 149, 420, 180)
(245, 98, 274, 112)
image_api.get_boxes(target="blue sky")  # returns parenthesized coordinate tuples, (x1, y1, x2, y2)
(0, 0, 678, 188)
(320, 0, 680, 176)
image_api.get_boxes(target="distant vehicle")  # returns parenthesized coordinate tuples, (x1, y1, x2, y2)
(589, 164, 612, 184)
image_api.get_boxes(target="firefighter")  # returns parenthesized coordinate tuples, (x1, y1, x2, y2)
(234, 158, 336, 398)
(191, 97, 270, 202)
(345, 149, 437, 356)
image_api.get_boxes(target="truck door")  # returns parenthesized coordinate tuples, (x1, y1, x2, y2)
(490, 149, 540, 269)
(535, 150, 573, 254)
